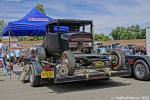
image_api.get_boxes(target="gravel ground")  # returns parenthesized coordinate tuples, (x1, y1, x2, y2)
(0, 66, 150, 100)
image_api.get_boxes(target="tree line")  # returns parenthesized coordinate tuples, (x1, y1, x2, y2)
(94, 25, 146, 41)
(94, 33, 110, 41)
(0, 20, 7, 35)
(110, 25, 146, 40)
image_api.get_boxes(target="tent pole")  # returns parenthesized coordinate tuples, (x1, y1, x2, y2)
(8, 27, 11, 79)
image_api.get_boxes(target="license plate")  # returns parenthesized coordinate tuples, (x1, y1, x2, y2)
(95, 61, 105, 67)
(41, 71, 54, 78)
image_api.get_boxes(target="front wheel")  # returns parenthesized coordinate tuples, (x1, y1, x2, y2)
(29, 65, 40, 87)
(110, 49, 125, 71)
(61, 51, 76, 76)
(133, 60, 150, 81)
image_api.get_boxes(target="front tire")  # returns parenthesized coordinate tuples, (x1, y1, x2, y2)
(61, 51, 76, 76)
(133, 60, 150, 81)
(110, 49, 125, 71)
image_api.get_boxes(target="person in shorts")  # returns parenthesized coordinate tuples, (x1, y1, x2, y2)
(9, 50, 15, 64)
(15, 49, 21, 63)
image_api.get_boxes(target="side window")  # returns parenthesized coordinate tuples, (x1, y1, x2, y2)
(70, 25, 79, 32)
(46, 25, 55, 33)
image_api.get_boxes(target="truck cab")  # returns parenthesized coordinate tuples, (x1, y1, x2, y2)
(44, 19, 93, 56)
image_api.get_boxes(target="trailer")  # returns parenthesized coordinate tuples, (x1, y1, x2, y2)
(21, 19, 131, 87)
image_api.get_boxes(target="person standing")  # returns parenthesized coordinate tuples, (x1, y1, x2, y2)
(0, 43, 9, 75)
(9, 50, 15, 64)
(15, 48, 21, 64)
(28, 48, 37, 60)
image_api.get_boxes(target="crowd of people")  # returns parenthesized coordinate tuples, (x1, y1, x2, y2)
(94, 43, 146, 55)
(0, 43, 18, 75)
(0, 43, 32, 75)
(9, 48, 22, 64)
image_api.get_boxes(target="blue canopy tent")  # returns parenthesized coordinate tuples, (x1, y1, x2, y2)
(1, 7, 69, 78)
(2, 7, 53, 36)
(1, 7, 54, 78)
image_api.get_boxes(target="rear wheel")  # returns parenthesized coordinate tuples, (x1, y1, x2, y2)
(29, 64, 40, 87)
(133, 60, 150, 81)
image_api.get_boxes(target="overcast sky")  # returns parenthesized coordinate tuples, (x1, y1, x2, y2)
(0, 0, 150, 34)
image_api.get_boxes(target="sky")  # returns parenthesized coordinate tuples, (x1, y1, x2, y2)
(0, 0, 150, 34)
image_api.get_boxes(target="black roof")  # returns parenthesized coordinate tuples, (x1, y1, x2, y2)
(47, 19, 93, 26)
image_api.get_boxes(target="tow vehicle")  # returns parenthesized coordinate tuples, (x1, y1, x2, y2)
(125, 55, 150, 81)
(25, 19, 132, 87)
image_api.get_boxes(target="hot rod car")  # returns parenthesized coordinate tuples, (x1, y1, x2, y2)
(22, 19, 149, 87)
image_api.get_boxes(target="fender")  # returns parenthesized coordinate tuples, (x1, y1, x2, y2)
(126, 55, 150, 69)
(30, 60, 43, 76)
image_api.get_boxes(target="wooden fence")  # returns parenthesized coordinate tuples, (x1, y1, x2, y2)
(101, 39, 146, 46)
(1, 39, 146, 49)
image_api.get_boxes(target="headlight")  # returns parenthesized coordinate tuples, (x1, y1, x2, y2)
(88, 42, 92, 46)
(69, 42, 78, 47)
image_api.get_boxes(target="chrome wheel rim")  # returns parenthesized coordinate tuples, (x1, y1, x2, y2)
(135, 63, 145, 77)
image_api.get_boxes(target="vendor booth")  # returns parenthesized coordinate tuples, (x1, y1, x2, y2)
(2, 7, 52, 36)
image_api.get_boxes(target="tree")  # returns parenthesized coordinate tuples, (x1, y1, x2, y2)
(0, 19, 7, 35)
(110, 25, 146, 40)
(94, 33, 111, 41)
(140, 28, 146, 39)
(36, 3, 45, 15)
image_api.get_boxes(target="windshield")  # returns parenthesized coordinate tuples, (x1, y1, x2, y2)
(47, 24, 92, 34)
